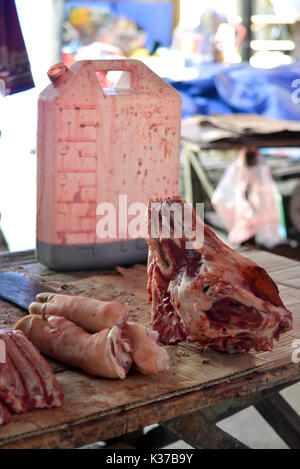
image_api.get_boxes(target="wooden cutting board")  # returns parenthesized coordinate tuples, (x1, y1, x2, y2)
(0, 248, 299, 448)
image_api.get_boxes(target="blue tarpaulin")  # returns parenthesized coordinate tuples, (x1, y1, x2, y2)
(166, 61, 300, 120)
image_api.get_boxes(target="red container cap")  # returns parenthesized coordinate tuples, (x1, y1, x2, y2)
(47, 63, 70, 86)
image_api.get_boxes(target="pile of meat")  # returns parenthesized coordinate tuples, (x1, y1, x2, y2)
(15, 293, 169, 379)
(146, 197, 293, 353)
(0, 329, 63, 426)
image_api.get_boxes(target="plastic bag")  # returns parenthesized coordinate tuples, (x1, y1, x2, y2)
(212, 147, 281, 248)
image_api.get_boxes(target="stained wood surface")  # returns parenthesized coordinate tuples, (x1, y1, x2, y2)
(0, 248, 299, 448)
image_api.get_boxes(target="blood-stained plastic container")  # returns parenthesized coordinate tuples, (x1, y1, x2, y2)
(36, 59, 181, 270)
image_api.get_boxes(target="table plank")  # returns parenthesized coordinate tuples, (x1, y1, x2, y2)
(161, 410, 249, 449)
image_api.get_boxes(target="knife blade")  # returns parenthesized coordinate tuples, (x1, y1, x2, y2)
(0, 272, 57, 311)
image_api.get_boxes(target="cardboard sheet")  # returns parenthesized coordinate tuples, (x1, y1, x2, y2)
(182, 114, 300, 143)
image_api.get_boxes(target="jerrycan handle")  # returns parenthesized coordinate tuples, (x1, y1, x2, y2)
(71, 59, 168, 95)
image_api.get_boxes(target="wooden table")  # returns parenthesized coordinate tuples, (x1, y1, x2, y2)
(0, 249, 300, 449)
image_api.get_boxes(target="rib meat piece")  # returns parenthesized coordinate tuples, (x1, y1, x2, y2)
(1, 332, 46, 410)
(146, 197, 293, 353)
(10, 330, 63, 408)
(0, 351, 28, 414)
(0, 400, 11, 426)
(0, 329, 63, 425)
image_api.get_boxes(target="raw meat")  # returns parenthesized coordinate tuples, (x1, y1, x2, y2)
(32, 293, 129, 332)
(0, 329, 63, 425)
(30, 293, 170, 376)
(2, 333, 46, 410)
(0, 401, 11, 426)
(10, 331, 63, 408)
(0, 351, 28, 414)
(15, 314, 133, 379)
(146, 197, 293, 353)
(122, 322, 169, 375)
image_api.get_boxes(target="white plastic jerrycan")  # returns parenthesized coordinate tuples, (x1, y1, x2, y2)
(36, 59, 181, 270)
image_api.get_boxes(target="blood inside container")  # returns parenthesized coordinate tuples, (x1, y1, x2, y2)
(36, 59, 181, 270)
